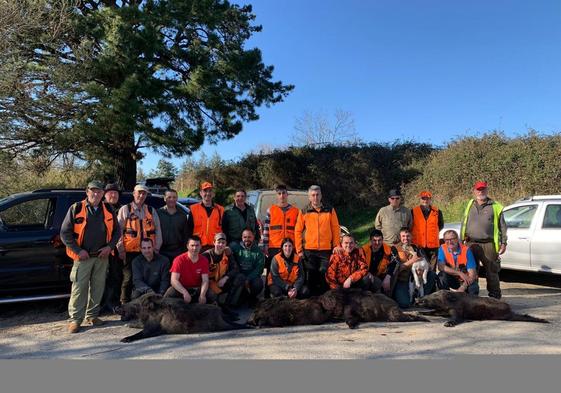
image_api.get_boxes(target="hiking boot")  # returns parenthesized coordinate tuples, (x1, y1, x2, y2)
(488, 291, 502, 300)
(85, 317, 105, 326)
(68, 322, 80, 334)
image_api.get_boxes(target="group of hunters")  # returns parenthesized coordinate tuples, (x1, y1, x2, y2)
(60, 179, 507, 334)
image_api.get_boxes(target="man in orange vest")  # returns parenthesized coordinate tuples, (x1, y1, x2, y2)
(361, 229, 393, 294)
(187, 181, 224, 251)
(262, 184, 300, 297)
(437, 230, 479, 295)
(117, 184, 162, 304)
(410, 191, 444, 270)
(60, 181, 121, 333)
(295, 185, 340, 295)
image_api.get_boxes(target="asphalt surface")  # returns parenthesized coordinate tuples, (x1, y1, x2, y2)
(1, 271, 561, 359)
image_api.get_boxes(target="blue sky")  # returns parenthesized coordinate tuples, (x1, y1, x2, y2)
(141, 0, 561, 172)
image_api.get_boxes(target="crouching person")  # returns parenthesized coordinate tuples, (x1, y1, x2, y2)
(231, 229, 265, 307)
(131, 238, 171, 299)
(437, 230, 479, 295)
(388, 227, 437, 308)
(326, 234, 371, 290)
(164, 236, 216, 304)
(202, 232, 245, 308)
(268, 238, 309, 299)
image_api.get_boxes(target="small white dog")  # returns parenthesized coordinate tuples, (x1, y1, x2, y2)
(409, 258, 430, 303)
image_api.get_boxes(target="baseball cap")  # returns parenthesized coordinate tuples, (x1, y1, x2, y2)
(87, 180, 104, 190)
(200, 181, 213, 190)
(104, 182, 121, 193)
(214, 232, 227, 241)
(388, 189, 402, 197)
(133, 184, 149, 192)
(419, 191, 432, 198)
(473, 181, 488, 190)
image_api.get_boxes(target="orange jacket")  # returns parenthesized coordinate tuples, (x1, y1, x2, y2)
(325, 248, 368, 289)
(190, 203, 224, 247)
(411, 205, 440, 248)
(268, 205, 299, 248)
(295, 204, 340, 254)
(123, 203, 157, 253)
(66, 200, 115, 261)
(267, 253, 301, 286)
(361, 242, 392, 278)
(207, 252, 230, 294)
(441, 244, 469, 269)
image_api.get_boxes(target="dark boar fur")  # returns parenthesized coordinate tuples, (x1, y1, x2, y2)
(120, 293, 248, 343)
(246, 296, 331, 327)
(415, 290, 550, 327)
(320, 288, 429, 329)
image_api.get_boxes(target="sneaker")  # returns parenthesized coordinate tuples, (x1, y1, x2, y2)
(68, 322, 80, 334)
(85, 317, 105, 326)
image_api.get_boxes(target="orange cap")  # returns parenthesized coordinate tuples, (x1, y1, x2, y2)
(200, 181, 213, 190)
(418, 191, 432, 198)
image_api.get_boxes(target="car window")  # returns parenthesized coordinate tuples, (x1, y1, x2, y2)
(503, 204, 538, 229)
(0, 198, 54, 230)
(542, 204, 561, 229)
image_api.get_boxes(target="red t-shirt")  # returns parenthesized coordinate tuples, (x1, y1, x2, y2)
(170, 253, 209, 288)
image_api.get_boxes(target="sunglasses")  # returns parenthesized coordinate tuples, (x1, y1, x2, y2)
(421, 197, 430, 200)
(389, 197, 400, 200)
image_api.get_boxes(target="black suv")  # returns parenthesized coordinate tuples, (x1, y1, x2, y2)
(0, 189, 192, 304)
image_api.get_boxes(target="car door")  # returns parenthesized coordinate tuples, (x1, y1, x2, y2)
(530, 203, 561, 273)
(500, 203, 539, 270)
(0, 196, 60, 291)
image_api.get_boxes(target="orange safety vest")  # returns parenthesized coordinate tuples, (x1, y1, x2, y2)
(268, 204, 299, 248)
(190, 203, 224, 247)
(411, 205, 440, 248)
(123, 203, 157, 253)
(66, 200, 114, 261)
(207, 252, 230, 294)
(267, 253, 300, 286)
(361, 242, 392, 277)
(441, 244, 469, 269)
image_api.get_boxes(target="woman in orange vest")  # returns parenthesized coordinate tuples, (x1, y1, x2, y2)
(410, 191, 444, 270)
(268, 238, 309, 299)
(437, 230, 479, 295)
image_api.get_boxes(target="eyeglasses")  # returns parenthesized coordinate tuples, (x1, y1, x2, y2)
(420, 197, 430, 200)
(444, 238, 458, 242)
(389, 197, 400, 200)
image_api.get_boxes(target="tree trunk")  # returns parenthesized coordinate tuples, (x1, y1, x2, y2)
(114, 150, 137, 191)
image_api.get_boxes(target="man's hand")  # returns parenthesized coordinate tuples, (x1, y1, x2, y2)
(98, 246, 112, 258)
(288, 288, 297, 299)
(458, 271, 470, 285)
(199, 294, 206, 304)
(218, 276, 229, 288)
(262, 246, 269, 257)
(382, 275, 391, 293)
(499, 244, 507, 255)
(343, 277, 353, 289)
(332, 246, 344, 256)
(224, 247, 232, 257)
(78, 250, 90, 261)
(298, 252, 304, 259)
(182, 292, 192, 304)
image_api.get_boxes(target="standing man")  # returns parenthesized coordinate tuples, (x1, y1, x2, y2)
(295, 185, 340, 295)
(222, 189, 260, 245)
(410, 191, 444, 270)
(60, 181, 120, 333)
(437, 230, 479, 295)
(117, 184, 162, 304)
(164, 236, 215, 304)
(361, 229, 393, 294)
(157, 189, 190, 262)
(374, 189, 412, 245)
(262, 184, 300, 297)
(460, 181, 507, 299)
(326, 234, 370, 290)
(231, 229, 265, 307)
(100, 182, 123, 313)
(131, 238, 171, 299)
(188, 181, 224, 251)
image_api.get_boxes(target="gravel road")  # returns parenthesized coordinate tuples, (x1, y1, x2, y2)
(1, 271, 560, 359)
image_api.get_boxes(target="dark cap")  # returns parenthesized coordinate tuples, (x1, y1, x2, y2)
(104, 182, 121, 193)
(388, 189, 402, 197)
(87, 180, 104, 190)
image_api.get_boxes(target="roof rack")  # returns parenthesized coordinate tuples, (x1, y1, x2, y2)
(32, 189, 85, 193)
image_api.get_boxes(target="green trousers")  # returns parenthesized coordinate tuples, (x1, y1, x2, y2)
(68, 256, 108, 324)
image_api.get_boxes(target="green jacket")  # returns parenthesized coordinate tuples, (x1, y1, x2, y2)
(231, 242, 265, 281)
(222, 203, 260, 243)
(461, 199, 505, 252)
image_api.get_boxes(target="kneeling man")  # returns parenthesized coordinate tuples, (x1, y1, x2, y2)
(131, 238, 171, 299)
(164, 236, 215, 304)
(326, 234, 370, 290)
(437, 230, 479, 295)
